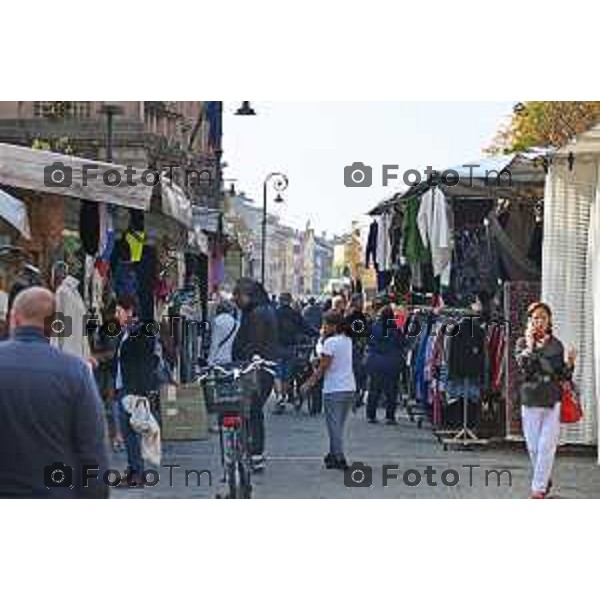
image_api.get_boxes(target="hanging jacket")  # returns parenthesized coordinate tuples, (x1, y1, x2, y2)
(51, 276, 91, 360)
(403, 196, 430, 265)
(447, 317, 485, 381)
(365, 220, 378, 268)
(80, 201, 100, 256)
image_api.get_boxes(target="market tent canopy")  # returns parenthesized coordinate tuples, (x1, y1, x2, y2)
(367, 153, 548, 214)
(0, 188, 30, 239)
(0, 142, 152, 210)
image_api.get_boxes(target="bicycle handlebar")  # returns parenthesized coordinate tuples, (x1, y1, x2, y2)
(197, 356, 277, 381)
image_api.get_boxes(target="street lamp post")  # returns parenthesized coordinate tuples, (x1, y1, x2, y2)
(98, 103, 124, 162)
(261, 172, 288, 287)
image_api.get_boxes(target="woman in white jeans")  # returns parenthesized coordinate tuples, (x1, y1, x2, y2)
(515, 302, 576, 499)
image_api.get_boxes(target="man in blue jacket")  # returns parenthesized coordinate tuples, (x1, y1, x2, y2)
(0, 287, 109, 498)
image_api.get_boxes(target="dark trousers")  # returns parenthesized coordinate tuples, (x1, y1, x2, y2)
(367, 372, 399, 421)
(249, 371, 274, 456)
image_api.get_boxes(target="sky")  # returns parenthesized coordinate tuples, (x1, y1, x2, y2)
(222, 101, 515, 237)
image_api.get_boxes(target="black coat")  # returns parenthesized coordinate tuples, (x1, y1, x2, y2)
(232, 280, 279, 362)
(112, 323, 159, 395)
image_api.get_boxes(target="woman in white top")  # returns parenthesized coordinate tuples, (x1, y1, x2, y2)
(208, 300, 239, 365)
(303, 310, 356, 469)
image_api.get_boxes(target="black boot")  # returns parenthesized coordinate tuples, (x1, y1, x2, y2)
(334, 455, 348, 470)
(324, 453, 336, 469)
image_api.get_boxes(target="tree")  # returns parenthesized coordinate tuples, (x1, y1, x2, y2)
(490, 101, 600, 153)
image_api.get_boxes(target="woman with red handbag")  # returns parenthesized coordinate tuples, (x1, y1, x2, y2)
(515, 302, 577, 499)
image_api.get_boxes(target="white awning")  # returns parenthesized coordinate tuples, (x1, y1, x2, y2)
(0, 187, 31, 239)
(0, 142, 152, 210)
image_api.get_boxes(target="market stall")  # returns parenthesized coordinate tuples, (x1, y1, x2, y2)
(541, 124, 600, 450)
(366, 154, 547, 443)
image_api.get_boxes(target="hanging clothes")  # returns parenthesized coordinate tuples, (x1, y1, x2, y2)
(375, 213, 393, 271)
(403, 196, 430, 273)
(447, 317, 485, 382)
(126, 230, 147, 263)
(365, 220, 378, 268)
(80, 200, 100, 256)
(417, 187, 453, 286)
(98, 203, 116, 262)
(51, 275, 91, 360)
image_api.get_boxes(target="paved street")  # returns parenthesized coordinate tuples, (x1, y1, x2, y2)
(111, 401, 600, 499)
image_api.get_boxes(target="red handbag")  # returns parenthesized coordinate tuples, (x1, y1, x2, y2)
(560, 381, 583, 424)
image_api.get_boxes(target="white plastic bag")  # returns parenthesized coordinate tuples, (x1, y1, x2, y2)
(122, 395, 162, 467)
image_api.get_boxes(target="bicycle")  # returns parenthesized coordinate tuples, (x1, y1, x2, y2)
(198, 357, 276, 499)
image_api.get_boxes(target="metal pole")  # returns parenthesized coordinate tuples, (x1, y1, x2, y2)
(106, 112, 113, 162)
(261, 180, 267, 286)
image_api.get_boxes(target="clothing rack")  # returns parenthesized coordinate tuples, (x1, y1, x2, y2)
(402, 306, 495, 449)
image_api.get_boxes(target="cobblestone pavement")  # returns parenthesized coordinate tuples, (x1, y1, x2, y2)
(111, 402, 600, 499)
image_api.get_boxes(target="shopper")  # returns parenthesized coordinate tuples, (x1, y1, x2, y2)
(92, 300, 123, 451)
(274, 292, 318, 411)
(0, 287, 109, 498)
(232, 278, 278, 471)
(364, 305, 405, 424)
(515, 301, 576, 499)
(345, 293, 368, 408)
(208, 298, 239, 366)
(302, 310, 356, 470)
(303, 296, 323, 331)
(113, 294, 160, 487)
(332, 295, 347, 315)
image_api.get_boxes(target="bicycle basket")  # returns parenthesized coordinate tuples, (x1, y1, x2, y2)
(203, 373, 254, 415)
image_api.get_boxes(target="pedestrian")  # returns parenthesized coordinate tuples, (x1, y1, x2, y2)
(0, 287, 109, 498)
(364, 304, 405, 424)
(302, 296, 323, 331)
(302, 310, 356, 470)
(515, 301, 576, 499)
(274, 292, 318, 411)
(113, 294, 160, 487)
(345, 293, 368, 408)
(332, 294, 347, 315)
(208, 297, 239, 366)
(232, 278, 279, 471)
(91, 299, 123, 452)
